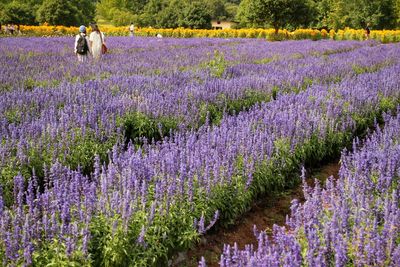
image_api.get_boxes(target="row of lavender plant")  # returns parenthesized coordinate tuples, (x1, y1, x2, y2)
(1, 58, 399, 265)
(0, 38, 367, 90)
(1, 40, 396, 199)
(211, 110, 400, 267)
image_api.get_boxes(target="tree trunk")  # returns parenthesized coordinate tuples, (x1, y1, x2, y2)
(274, 24, 279, 35)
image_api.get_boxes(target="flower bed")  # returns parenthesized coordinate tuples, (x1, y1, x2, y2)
(1, 56, 400, 265)
(7, 26, 400, 43)
(212, 111, 400, 266)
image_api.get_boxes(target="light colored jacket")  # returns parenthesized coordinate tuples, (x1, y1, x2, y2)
(89, 31, 105, 59)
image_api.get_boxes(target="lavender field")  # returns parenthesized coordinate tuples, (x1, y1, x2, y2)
(213, 112, 400, 267)
(0, 37, 399, 266)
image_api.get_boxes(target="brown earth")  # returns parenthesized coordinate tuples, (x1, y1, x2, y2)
(173, 162, 340, 267)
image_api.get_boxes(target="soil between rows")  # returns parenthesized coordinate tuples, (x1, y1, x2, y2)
(173, 161, 340, 267)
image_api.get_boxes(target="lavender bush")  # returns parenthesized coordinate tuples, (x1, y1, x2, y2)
(0, 38, 368, 90)
(213, 111, 400, 267)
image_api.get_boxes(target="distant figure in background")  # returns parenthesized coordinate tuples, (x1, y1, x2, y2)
(89, 23, 106, 60)
(365, 23, 370, 40)
(129, 22, 135, 37)
(9, 24, 15, 35)
(74, 25, 90, 62)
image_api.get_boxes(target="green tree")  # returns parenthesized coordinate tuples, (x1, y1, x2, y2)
(324, 0, 397, 30)
(72, 0, 96, 24)
(237, 0, 313, 32)
(1, 1, 36, 25)
(396, 0, 400, 26)
(96, 0, 150, 26)
(225, 2, 239, 21)
(96, 0, 133, 22)
(180, 1, 212, 29)
(37, 0, 80, 26)
(0, 2, 7, 25)
(288, 0, 315, 29)
(37, 0, 95, 26)
(157, 0, 182, 28)
(206, 0, 228, 20)
(309, 0, 334, 28)
(141, 0, 166, 26)
(27, 0, 46, 10)
(125, 0, 148, 14)
(235, 0, 253, 28)
(96, 0, 119, 22)
(111, 9, 138, 26)
(95, 0, 239, 28)
(377, 0, 397, 29)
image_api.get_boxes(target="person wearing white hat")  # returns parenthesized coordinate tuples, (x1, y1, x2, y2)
(74, 25, 90, 62)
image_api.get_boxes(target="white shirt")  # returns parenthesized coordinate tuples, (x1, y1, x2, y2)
(89, 31, 105, 58)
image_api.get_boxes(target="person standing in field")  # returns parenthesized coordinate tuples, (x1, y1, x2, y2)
(89, 23, 106, 60)
(365, 23, 371, 40)
(9, 24, 15, 35)
(74, 25, 90, 62)
(129, 22, 135, 37)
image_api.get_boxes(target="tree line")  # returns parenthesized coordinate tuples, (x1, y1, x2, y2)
(1, 0, 400, 30)
(0, 0, 96, 27)
(236, 0, 400, 31)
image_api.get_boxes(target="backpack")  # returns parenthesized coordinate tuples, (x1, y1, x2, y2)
(76, 35, 88, 55)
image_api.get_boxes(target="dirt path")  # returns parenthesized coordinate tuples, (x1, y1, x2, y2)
(172, 162, 340, 267)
